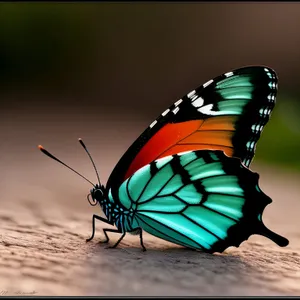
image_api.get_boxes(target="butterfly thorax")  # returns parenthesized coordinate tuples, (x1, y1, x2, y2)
(90, 185, 135, 233)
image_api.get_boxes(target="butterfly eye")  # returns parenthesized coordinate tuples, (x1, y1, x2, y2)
(94, 189, 104, 198)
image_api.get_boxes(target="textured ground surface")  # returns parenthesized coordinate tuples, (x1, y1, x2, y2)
(0, 115, 299, 296)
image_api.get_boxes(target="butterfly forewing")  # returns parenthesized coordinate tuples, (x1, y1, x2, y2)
(107, 66, 277, 196)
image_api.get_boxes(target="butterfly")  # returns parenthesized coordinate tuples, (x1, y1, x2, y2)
(39, 66, 289, 253)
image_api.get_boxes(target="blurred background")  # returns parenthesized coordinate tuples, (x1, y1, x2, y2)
(0, 1, 299, 212)
(0, 2, 300, 296)
(1, 2, 300, 178)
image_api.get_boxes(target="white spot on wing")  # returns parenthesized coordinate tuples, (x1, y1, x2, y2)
(224, 71, 234, 77)
(192, 97, 204, 108)
(172, 107, 179, 114)
(267, 94, 276, 102)
(162, 108, 170, 116)
(203, 79, 213, 88)
(149, 120, 157, 128)
(198, 104, 221, 115)
(187, 90, 196, 98)
(174, 99, 183, 106)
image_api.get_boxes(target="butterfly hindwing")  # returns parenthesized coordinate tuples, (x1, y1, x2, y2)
(114, 150, 288, 253)
(107, 66, 278, 195)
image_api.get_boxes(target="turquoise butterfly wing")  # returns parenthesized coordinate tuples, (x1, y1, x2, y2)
(114, 150, 288, 253)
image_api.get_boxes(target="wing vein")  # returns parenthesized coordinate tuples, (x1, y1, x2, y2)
(135, 214, 204, 249)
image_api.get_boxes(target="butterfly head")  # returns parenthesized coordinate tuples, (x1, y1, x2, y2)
(87, 184, 106, 207)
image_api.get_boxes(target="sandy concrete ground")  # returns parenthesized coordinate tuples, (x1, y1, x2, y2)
(0, 112, 299, 296)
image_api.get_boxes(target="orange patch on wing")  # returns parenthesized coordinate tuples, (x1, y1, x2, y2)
(201, 115, 238, 130)
(179, 131, 233, 147)
(124, 120, 202, 179)
(124, 115, 238, 180)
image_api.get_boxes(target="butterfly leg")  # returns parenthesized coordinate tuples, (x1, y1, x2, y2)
(101, 228, 122, 244)
(139, 230, 147, 252)
(86, 214, 114, 242)
(107, 232, 126, 249)
(106, 229, 146, 251)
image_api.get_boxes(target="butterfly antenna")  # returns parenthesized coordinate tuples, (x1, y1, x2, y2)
(38, 145, 95, 187)
(78, 138, 101, 186)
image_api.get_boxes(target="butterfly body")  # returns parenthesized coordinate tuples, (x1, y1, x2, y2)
(39, 66, 289, 253)
(88, 185, 132, 233)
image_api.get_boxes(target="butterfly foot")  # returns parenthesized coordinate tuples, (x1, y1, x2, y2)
(141, 247, 147, 252)
(86, 237, 94, 243)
